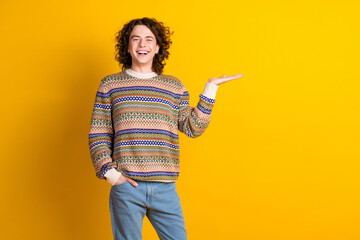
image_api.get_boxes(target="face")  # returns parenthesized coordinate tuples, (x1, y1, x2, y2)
(128, 24, 160, 69)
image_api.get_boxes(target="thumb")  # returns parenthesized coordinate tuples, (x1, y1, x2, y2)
(127, 178, 138, 187)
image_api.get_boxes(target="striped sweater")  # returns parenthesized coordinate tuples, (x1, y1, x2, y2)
(88, 68, 218, 185)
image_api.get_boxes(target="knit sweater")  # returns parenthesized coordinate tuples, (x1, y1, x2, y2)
(88, 68, 218, 185)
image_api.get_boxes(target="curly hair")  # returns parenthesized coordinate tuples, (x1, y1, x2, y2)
(114, 17, 174, 75)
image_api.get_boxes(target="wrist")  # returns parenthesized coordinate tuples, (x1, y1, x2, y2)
(202, 81, 219, 99)
(104, 168, 122, 186)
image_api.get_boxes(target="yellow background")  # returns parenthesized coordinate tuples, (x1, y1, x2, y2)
(1, 0, 359, 239)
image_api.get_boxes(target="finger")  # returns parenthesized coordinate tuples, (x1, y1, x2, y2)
(127, 178, 138, 187)
(228, 74, 243, 78)
(221, 74, 243, 81)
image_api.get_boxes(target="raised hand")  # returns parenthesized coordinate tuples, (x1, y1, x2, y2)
(207, 73, 243, 86)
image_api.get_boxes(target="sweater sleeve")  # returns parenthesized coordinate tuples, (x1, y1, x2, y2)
(88, 78, 121, 184)
(178, 82, 218, 138)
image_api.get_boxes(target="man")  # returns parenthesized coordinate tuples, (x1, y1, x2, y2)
(88, 17, 243, 240)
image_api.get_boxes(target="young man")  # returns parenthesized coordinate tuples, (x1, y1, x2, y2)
(88, 17, 243, 240)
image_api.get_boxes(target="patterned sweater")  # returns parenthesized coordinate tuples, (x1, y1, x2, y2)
(88, 68, 218, 185)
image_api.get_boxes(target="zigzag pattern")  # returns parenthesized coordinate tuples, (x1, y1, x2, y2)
(88, 70, 215, 181)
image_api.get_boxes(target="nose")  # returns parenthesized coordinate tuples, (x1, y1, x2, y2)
(139, 38, 146, 47)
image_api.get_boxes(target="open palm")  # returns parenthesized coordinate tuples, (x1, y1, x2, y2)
(208, 73, 243, 86)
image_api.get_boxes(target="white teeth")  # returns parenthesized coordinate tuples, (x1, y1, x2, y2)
(137, 51, 148, 54)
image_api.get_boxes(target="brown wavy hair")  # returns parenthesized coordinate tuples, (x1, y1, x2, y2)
(114, 17, 174, 75)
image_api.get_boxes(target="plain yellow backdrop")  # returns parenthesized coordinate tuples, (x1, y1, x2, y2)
(1, 0, 359, 239)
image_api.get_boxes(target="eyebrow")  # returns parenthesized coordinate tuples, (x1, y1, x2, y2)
(130, 35, 154, 39)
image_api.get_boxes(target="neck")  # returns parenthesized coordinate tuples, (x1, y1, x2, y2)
(129, 65, 154, 73)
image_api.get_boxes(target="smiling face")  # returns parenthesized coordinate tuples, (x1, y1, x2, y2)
(127, 24, 160, 72)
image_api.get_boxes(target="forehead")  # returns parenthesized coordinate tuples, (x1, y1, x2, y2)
(129, 25, 155, 38)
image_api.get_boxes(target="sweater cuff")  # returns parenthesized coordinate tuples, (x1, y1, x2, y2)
(202, 82, 219, 99)
(104, 168, 122, 186)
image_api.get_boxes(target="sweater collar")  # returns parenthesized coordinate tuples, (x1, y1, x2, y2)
(125, 68, 157, 79)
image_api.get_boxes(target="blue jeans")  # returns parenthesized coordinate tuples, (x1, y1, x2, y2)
(109, 181, 187, 240)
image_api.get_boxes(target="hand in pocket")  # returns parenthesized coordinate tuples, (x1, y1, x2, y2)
(114, 174, 138, 187)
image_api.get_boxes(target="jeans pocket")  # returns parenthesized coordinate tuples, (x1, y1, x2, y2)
(113, 181, 128, 188)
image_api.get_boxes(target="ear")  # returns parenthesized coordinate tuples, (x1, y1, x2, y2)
(156, 44, 160, 54)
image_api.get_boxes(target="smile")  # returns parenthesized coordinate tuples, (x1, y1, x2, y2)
(137, 51, 149, 56)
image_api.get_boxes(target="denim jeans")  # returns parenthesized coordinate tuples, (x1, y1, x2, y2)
(109, 181, 187, 240)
